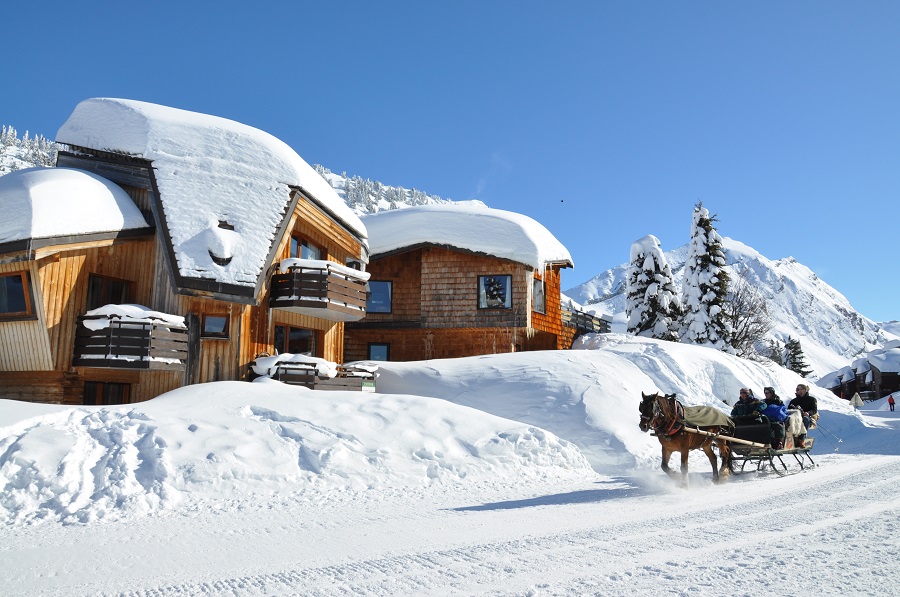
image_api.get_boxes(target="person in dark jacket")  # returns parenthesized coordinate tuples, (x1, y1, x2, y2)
(763, 387, 783, 406)
(731, 388, 766, 418)
(788, 383, 818, 434)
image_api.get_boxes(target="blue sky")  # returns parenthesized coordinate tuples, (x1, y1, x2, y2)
(3, 1, 898, 322)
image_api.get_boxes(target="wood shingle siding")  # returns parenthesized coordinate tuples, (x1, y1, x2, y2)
(345, 245, 570, 361)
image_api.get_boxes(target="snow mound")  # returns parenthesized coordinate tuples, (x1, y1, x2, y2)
(371, 334, 868, 472)
(0, 380, 591, 525)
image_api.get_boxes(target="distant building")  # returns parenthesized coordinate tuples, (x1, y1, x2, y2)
(344, 205, 586, 362)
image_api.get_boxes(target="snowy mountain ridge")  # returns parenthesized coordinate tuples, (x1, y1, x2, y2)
(565, 236, 899, 377)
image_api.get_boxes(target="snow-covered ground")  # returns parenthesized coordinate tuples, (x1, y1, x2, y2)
(1, 336, 898, 595)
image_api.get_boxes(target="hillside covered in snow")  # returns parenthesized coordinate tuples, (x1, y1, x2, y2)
(565, 237, 898, 378)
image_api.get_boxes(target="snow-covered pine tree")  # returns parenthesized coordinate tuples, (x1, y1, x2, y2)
(680, 202, 733, 351)
(625, 234, 682, 341)
(767, 339, 784, 366)
(783, 336, 813, 377)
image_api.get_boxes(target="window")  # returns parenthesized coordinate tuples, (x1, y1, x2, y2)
(274, 324, 317, 356)
(478, 275, 512, 309)
(368, 343, 390, 361)
(201, 314, 230, 338)
(0, 271, 34, 318)
(83, 382, 131, 405)
(86, 274, 132, 311)
(367, 281, 392, 313)
(533, 278, 546, 314)
(290, 236, 321, 260)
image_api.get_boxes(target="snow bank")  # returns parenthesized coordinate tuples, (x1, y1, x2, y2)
(372, 334, 864, 471)
(0, 381, 591, 525)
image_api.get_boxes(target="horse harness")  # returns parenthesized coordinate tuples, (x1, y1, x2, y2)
(644, 394, 714, 446)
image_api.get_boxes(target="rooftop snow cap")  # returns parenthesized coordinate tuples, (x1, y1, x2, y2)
(56, 98, 367, 289)
(361, 204, 573, 271)
(0, 167, 149, 245)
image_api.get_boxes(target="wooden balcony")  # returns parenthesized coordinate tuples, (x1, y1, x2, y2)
(73, 316, 189, 371)
(269, 259, 369, 322)
(562, 308, 610, 335)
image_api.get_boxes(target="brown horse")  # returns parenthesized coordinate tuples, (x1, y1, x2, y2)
(639, 392, 732, 485)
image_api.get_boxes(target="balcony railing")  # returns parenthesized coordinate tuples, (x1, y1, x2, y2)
(561, 307, 610, 335)
(73, 309, 188, 371)
(250, 353, 377, 392)
(269, 259, 370, 322)
(271, 364, 377, 392)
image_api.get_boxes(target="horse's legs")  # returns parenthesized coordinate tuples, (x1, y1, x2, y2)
(717, 441, 732, 478)
(680, 449, 690, 486)
(660, 445, 675, 478)
(702, 444, 719, 483)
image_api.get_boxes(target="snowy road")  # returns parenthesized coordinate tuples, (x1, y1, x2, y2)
(3, 453, 897, 596)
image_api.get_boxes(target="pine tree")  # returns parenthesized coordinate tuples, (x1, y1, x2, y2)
(783, 336, 813, 377)
(625, 234, 681, 341)
(767, 339, 784, 366)
(680, 202, 733, 351)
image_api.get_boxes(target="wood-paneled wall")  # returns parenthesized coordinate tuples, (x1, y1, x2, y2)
(35, 239, 156, 371)
(0, 260, 54, 370)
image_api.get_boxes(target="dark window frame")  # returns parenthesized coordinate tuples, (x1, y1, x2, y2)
(86, 273, 133, 312)
(0, 271, 35, 319)
(83, 381, 132, 405)
(477, 274, 513, 310)
(201, 314, 230, 339)
(368, 342, 390, 361)
(366, 280, 393, 314)
(273, 323, 318, 356)
(290, 235, 322, 261)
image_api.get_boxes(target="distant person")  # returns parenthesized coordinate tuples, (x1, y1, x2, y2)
(788, 383, 818, 431)
(731, 388, 766, 418)
(889, 395, 896, 412)
(849, 392, 864, 411)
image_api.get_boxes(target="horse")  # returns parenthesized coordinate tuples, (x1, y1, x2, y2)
(639, 392, 732, 485)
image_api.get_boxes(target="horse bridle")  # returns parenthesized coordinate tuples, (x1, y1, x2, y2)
(640, 394, 682, 436)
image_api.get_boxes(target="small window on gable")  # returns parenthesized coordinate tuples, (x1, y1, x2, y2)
(201, 314, 230, 339)
(533, 278, 546, 314)
(290, 236, 321, 261)
(367, 281, 392, 313)
(0, 271, 34, 318)
(478, 275, 512, 309)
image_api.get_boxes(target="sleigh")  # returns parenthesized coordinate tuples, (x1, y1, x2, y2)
(682, 413, 816, 476)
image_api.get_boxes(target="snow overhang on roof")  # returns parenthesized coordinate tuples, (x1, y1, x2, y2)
(56, 98, 367, 290)
(0, 167, 149, 247)
(361, 204, 573, 270)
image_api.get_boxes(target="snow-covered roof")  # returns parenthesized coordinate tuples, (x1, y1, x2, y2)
(0, 167, 149, 246)
(361, 204, 573, 270)
(56, 98, 367, 290)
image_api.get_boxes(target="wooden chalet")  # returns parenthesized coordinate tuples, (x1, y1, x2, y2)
(344, 205, 579, 361)
(0, 98, 369, 405)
